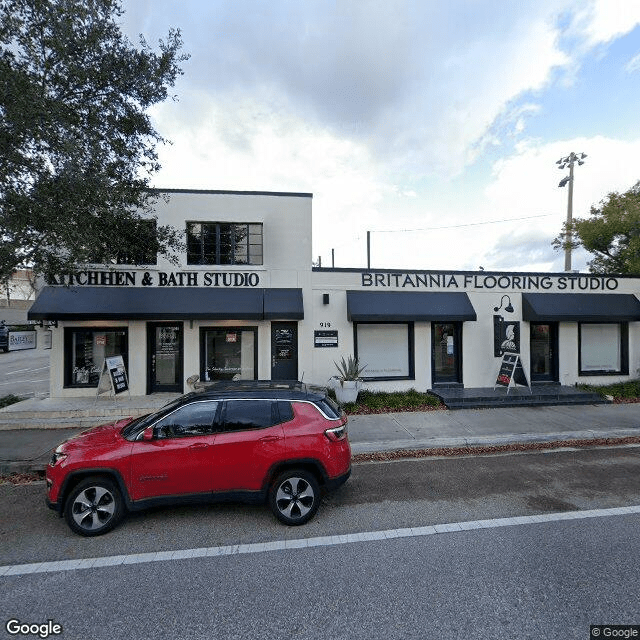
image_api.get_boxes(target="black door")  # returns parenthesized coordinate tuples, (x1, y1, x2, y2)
(271, 322, 298, 381)
(432, 322, 462, 384)
(147, 323, 184, 393)
(530, 323, 558, 382)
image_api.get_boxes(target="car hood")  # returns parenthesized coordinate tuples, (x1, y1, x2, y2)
(59, 417, 136, 451)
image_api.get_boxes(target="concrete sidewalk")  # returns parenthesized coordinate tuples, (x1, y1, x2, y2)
(0, 396, 639, 473)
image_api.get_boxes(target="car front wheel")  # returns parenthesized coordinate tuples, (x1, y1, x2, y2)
(64, 476, 124, 536)
(269, 469, 320, 526)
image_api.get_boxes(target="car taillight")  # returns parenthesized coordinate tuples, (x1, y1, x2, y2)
(324, 423, 347, 441)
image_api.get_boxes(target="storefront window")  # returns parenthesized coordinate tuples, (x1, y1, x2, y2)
(65, 329, 128, 387)
(201, 328, 257, 381)
(579, 323, 628, 375)
(355, 323, 413, 380)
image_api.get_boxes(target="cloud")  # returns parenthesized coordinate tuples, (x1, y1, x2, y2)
(571, 0, 640, 46)
(135, 1, 576, 177)
(625, 52, 640, 73)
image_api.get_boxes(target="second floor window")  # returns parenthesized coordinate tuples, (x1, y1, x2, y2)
(186, 222, 263, 265)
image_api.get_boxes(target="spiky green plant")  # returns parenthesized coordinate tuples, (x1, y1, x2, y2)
(334, 355, 367, 383)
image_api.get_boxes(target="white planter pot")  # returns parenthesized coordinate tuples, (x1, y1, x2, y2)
(335, 380, 360, 404)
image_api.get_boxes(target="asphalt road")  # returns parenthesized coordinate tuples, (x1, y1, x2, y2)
(2, 447, 640, 639)
(0, 348, 50, 399)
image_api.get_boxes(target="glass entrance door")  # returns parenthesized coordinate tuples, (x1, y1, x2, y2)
(530, 323, 558, 382)
(147, 323, 183, 393)
(271, 322, 298, 380)
(432, 322, 462, 384)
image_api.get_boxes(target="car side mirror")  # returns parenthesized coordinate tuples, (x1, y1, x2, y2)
(142, 426, 155, 441)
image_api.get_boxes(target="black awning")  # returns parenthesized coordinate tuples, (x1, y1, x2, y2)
(522, 293, 640, 322)
(28, 287, 273, 321)
(263, 288, 304, 320)
(346, 291, 477, 322)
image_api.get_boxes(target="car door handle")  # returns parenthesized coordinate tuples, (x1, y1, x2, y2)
(259, 435, 280, 443)
(189, 443, 209, 449)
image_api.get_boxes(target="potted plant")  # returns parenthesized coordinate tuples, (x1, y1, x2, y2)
(333, 355, 366, 403)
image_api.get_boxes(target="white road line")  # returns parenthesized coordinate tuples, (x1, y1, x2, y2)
(2, 505, 639, 578)
(0, 378, 50, 386)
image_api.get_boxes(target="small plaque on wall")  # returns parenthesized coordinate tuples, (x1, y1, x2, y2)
(314, 330, 338, 348)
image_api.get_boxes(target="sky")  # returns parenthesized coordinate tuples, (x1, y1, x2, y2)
(121, 0, 640, 273)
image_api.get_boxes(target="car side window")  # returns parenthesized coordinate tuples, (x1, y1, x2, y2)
(153, 401, 219, 439)
(277, 401, 294, 423)
(219, 400, 278, 432)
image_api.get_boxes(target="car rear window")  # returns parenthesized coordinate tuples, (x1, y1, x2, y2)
(314, 397, 342, 419)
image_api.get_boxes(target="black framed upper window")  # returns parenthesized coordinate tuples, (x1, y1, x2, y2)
(186, 222, 263, 265)
(578, 322, 628, 376)
(115, 220, 158, 265)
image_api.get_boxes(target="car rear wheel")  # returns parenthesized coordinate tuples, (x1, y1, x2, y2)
(64, 476, 124, 536)
(269, 469, 320, 526)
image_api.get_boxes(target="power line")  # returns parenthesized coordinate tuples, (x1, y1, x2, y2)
(372, 213, 553, 233)
(327, 213, 554, 252)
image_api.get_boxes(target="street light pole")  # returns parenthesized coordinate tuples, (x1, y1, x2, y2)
(557, 152, 587, 272)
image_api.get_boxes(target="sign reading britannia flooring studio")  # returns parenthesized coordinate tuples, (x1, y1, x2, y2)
(48, 270, 262, 287)
(361, 272, 620, 291)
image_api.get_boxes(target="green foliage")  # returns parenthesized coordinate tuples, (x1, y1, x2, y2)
(338, 389, 442, 413)
(578, 380, 640, 399)
(553, 182, 640, 274)
(334, 355, 367, 381)
(0, 0, 189, 284)
(0, 394, 24, 408)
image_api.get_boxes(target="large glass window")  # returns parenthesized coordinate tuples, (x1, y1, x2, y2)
(187, 222, 263, 265)
(201, 328, 257, 381)
(65, 329, 128, 387)
(579, 322, 628, 375)
(354, 323, 413, 380)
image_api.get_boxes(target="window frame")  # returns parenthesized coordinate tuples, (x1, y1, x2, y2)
(353, 321, 415, 381)
(199, 326, 259, 382)
(578, 321, 629, 376)
(186, 221, 263, 266)
(64, 327, 129, 389)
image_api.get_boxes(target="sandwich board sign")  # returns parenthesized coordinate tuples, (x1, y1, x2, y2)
(96, 355, 130, 400)
(494, 353, 530, 394)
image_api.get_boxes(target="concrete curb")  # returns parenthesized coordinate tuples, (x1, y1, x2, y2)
(349, 428, 640, 454)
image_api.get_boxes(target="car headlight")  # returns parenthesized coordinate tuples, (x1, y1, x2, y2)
(49, 446, 68, 466)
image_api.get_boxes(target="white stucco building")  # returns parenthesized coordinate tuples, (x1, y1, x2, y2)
(28, 189, 640, 398)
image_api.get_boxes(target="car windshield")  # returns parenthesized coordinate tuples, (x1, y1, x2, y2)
(120, 397, 187, 439)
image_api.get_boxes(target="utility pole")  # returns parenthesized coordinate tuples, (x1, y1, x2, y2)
(366, 231, 371, 269)
(557, 152, 587, 272)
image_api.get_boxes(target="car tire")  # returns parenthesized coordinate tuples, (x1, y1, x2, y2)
(269, 469, 320, 526)
(64, 476, 124, 536)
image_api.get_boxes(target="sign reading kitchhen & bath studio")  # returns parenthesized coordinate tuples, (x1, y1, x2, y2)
(48, 271, 262, 287)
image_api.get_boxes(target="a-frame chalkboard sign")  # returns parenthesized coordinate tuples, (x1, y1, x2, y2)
(494, 353, 531, 394)
(95, 355, 130, 402)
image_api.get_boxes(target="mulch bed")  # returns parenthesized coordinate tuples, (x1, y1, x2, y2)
(352, 436, 640, 463)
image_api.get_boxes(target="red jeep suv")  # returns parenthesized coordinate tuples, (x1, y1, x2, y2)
(46, 382, 351, 536)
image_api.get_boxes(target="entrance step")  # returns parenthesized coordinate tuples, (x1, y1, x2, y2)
(429, 385, 609, 410)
